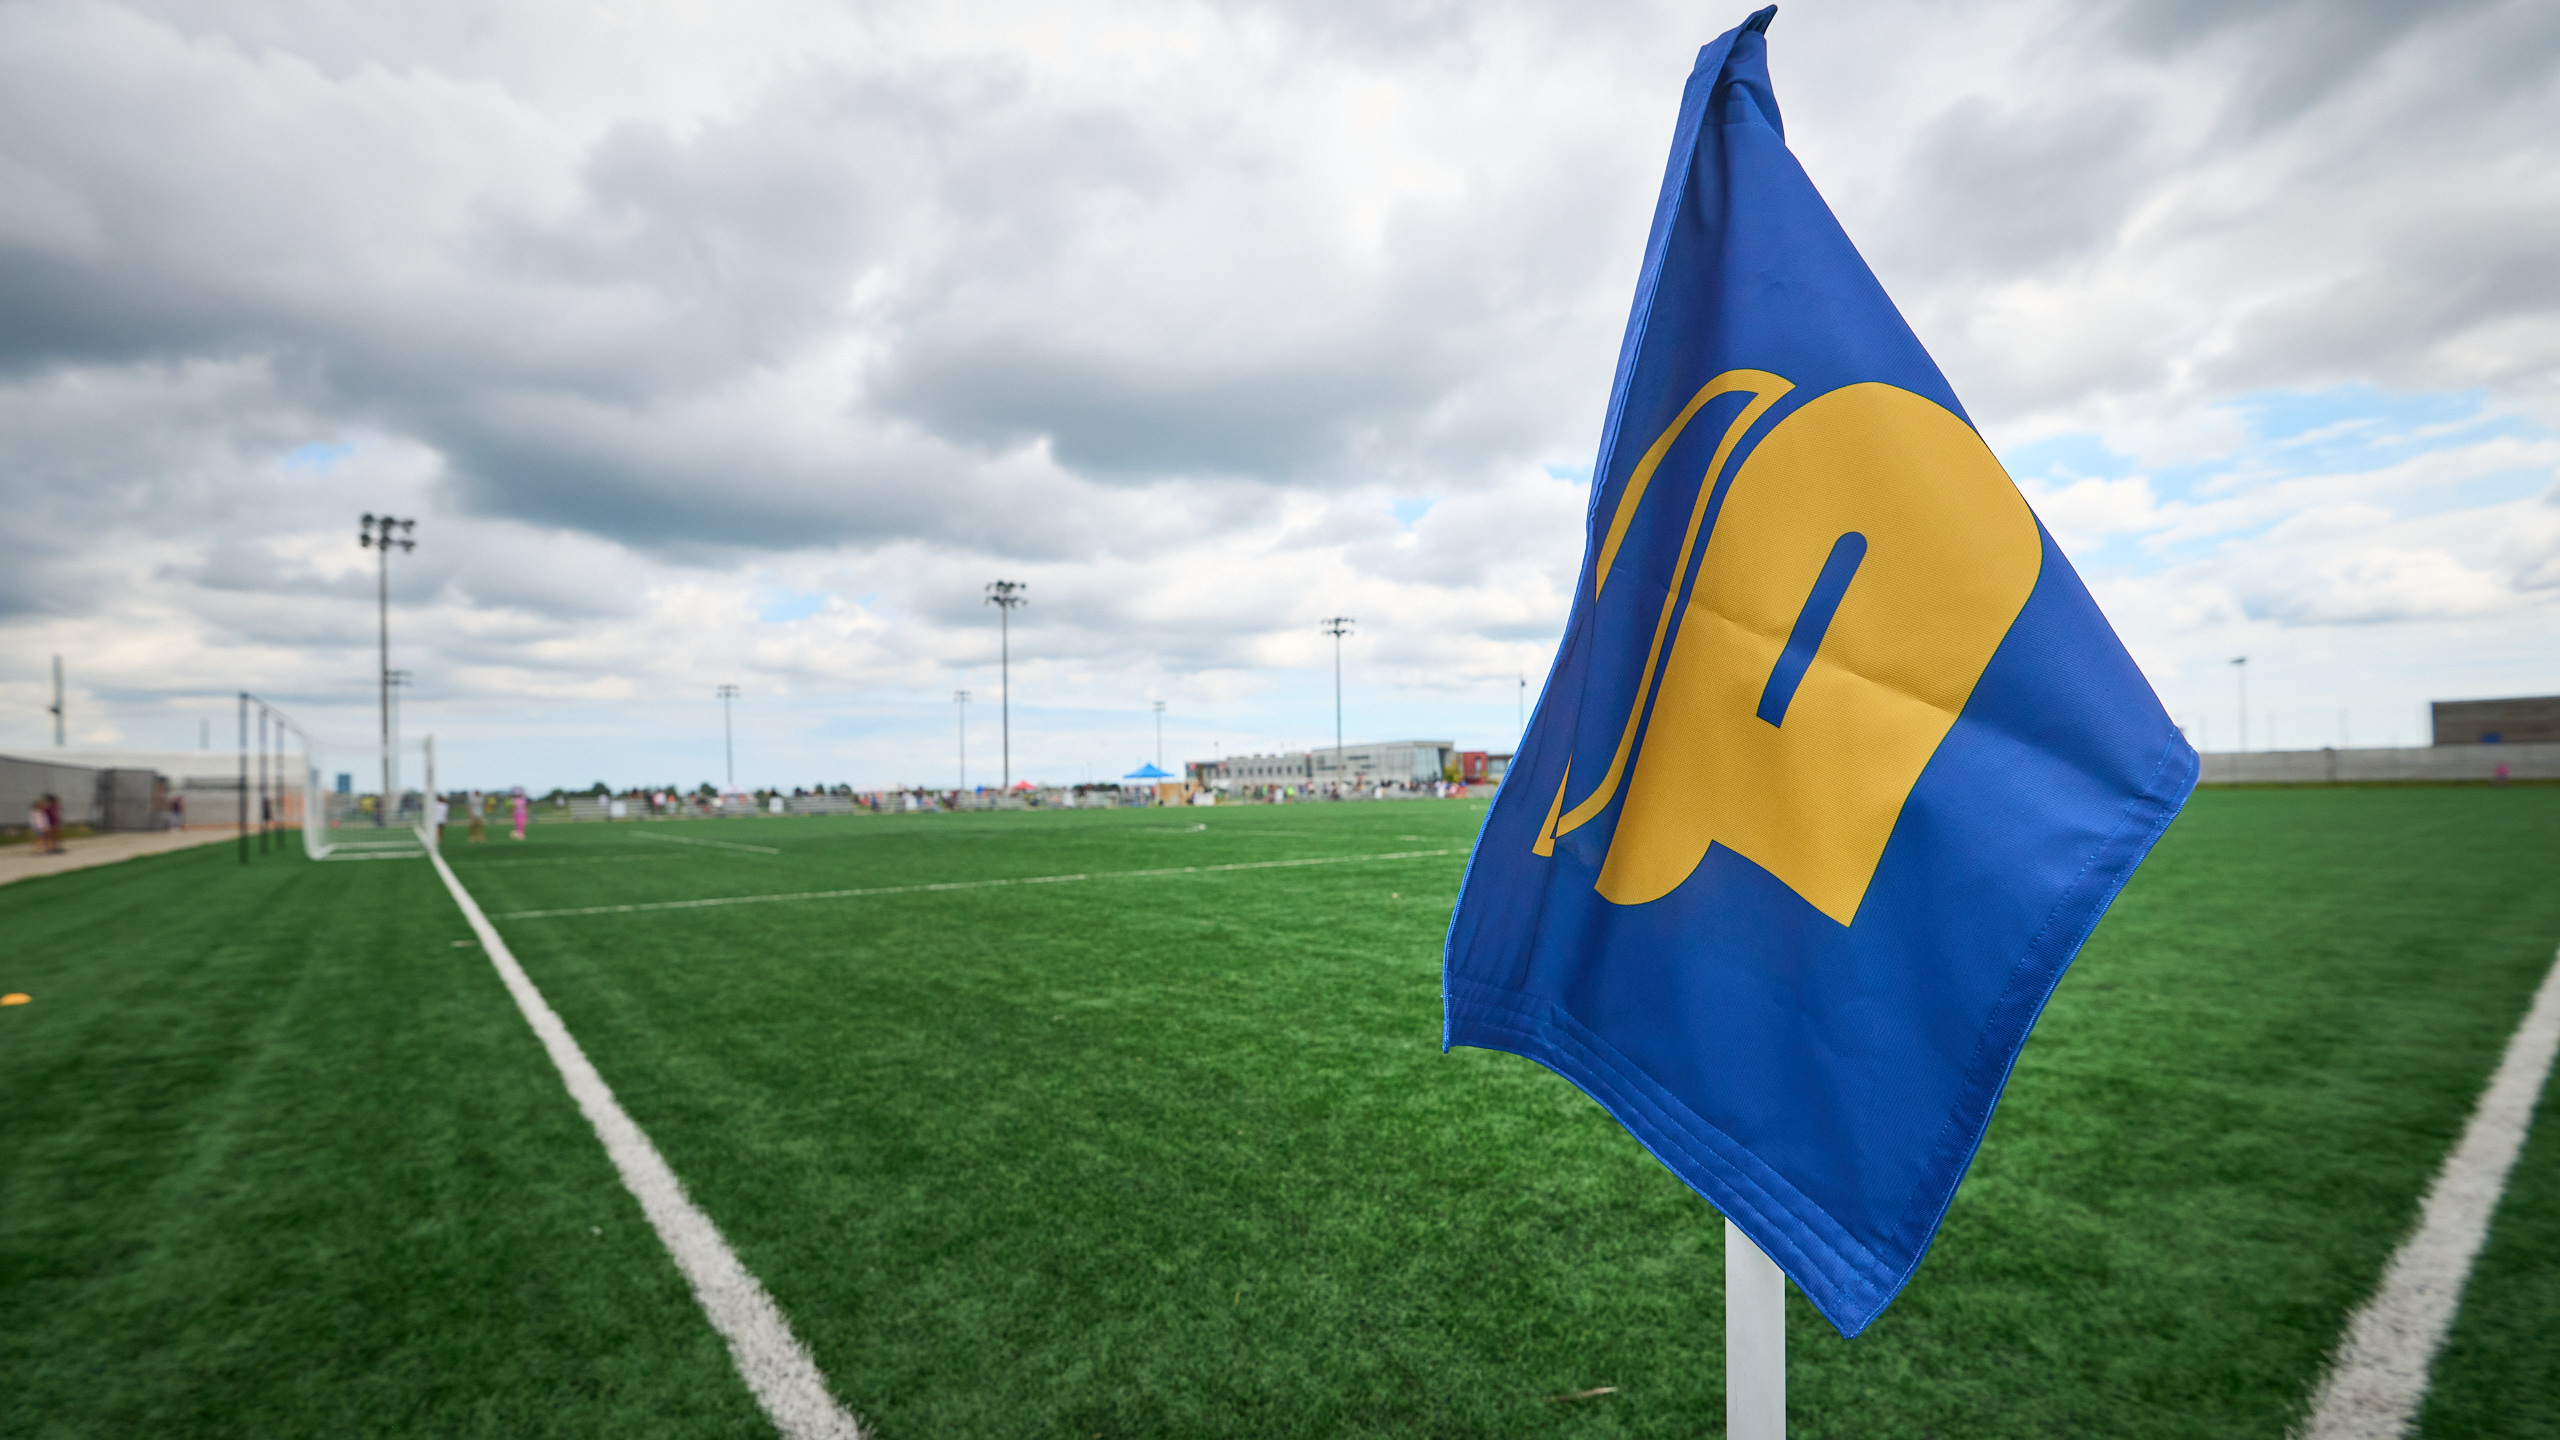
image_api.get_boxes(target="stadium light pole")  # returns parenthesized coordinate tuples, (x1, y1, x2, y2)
(237, 692, 248, 864)
(2230, 656, 2248, 753)
(1321, 617, 1354, 788)
(1152, 699, 1165, 770)
(717, 684, 741, 792)
(985, 581, 1027, 788)
(257, 702, 269, 856)
(955, 689, 971, 790)
(49, 655, 64, 746)
(274, 702, 289, 842)
(359, 513, 415, 826)
(386, 669, 411, 787)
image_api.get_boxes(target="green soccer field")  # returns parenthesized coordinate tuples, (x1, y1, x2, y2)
(4, 788, 2557, 1439)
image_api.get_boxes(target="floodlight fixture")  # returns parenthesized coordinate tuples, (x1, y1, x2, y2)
(985, 581, 1028, 788)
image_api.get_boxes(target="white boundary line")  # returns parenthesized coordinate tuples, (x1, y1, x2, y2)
(2298, 946, 2560, 1440)
(427, 845, 866, 1440)
(465, 854, 682, 868)
(632, 831, 783, 855)
(495, 847, 1462, 920)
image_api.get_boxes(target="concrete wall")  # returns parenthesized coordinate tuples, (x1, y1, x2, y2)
(2199, 742, 2560, 785)
(0, 756, 183, 832)
(2, 754, 108, 830)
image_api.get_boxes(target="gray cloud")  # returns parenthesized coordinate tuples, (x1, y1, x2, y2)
(2105, 0, 2500, 136)
(1870, 91, 2155, 282)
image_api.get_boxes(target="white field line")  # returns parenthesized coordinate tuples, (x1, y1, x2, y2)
(427, 845, 865, 1440)
(464, 854, 681, 868)
(496, 847, 1462, 921)
(632, 831, 783, 855)
(2298, 947, 2560, 1440)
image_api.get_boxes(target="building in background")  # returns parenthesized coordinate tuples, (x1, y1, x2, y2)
(1190, 740, 1457, 792)
(1311, 740, 1453, 788)
(2432, 696, 2560, 746)
(1457, 751, 1512, 785)
(1195, 751, 1314, 790)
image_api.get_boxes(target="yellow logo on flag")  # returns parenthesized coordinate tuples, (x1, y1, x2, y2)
(1537, 374, 2042, 923)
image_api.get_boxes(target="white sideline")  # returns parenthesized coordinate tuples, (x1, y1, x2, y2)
(427, 845, 866, 1440)
(2298, 947, 2560, 1440)
(632, 832, 783, 855)
(495, 847, 1462, 920)
(465, 854, 680, 868)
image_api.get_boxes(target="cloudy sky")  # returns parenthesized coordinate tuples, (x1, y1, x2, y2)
(3, 0, 2554, 790)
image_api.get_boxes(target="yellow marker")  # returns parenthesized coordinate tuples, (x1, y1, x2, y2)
(1, 993, 29, 1006)
(1535, 370, 1794, 857)
(1548, 378, 2043, 924)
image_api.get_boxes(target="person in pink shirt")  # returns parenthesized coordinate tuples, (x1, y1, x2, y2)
(510, 787, 529, 841)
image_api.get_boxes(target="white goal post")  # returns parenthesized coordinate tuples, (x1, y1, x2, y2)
(302, 732, 436, 861)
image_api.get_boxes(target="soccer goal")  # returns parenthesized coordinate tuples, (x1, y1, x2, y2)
(303, 733, 436, 861)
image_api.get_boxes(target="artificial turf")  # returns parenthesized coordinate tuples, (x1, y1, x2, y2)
(2423, 992, 2560, 1440)
(2, 787, 2555, 1438)
(0, 839, 766, 1437)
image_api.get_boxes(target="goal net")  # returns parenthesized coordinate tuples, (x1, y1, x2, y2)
(302, 734, 437, 861)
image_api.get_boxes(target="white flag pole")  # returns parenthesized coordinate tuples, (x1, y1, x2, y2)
(1726, 1218, 1786, 1439)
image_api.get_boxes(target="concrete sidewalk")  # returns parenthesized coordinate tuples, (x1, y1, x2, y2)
(0, 827, 248, 888)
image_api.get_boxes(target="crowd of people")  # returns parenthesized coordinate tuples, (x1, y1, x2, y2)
(447, 788, 531, 842)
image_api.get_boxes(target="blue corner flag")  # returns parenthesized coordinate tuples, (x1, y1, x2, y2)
(1442, 8, 2197, 1339)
